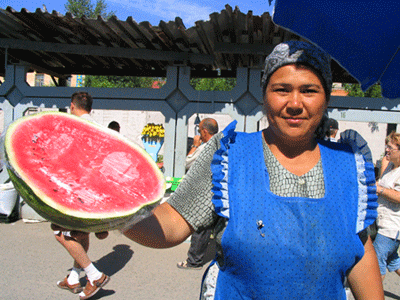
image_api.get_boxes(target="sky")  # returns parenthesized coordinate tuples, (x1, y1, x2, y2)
(1, 0, 275, 28)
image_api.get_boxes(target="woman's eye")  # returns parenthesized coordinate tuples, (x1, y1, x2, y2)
(302, 89, 318, 94)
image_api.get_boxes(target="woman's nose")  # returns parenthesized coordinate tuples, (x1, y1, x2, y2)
(286, 92, 303, 114)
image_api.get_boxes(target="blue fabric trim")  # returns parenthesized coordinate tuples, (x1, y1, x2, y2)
(355, 155, 378, 233)
(211, 121, 237, 219)
(338, 130, 378, 233)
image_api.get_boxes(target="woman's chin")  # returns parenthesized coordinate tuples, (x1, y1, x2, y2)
(281, 130, 314, 144)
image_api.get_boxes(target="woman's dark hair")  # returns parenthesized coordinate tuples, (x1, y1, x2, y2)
(108, 121, 120, 132)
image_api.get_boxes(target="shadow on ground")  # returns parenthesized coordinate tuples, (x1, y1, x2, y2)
(79, 244, 134, 299)
(385, 291, 400, 299)
(95, 244, 134, 276)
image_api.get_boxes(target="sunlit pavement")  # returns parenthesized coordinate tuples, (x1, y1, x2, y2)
(0, 220, 208, 300)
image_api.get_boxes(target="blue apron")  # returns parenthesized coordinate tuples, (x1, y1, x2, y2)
(213, 131, 365, 299)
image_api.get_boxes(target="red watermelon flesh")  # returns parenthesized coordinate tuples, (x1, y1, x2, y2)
(5, 112, 165, 231)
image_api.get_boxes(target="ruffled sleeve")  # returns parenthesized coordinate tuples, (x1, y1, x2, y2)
(211, 120, 237, 219)
(338, 129, 378, 233)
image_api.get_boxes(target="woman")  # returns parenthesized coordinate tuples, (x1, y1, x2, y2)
(123, 41, 383, 299)
(374, 132, 400, 281)
(378, 135, 394, 179)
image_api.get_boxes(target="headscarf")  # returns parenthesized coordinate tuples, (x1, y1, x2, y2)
(261, 41, 332, 97)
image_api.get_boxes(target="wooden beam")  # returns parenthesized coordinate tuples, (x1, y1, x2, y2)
(35, 67, 168, 77)
(0, 38, 214, 65)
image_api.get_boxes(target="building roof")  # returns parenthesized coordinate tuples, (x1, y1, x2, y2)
(0, 4, 357, 83)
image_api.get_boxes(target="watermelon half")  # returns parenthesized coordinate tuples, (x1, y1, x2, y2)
(4, 112, 165, 232)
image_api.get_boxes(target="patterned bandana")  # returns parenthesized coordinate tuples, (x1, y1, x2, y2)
(261, 41, 332, 95)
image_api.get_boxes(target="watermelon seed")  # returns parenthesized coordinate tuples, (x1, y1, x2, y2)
(77, 197, 84, 203)
(53, 189, 58, 192)
(32, 135, 38, 143)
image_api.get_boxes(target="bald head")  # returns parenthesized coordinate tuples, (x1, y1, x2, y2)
(199, 118, 218, 142)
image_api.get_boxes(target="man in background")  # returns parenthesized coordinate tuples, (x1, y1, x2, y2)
(107, 121, 120, 132)
(177, 118, 218, 269)
(326, 118, 339, 141)
(185, 118, 218, 171)
(52, 92, 110, 300)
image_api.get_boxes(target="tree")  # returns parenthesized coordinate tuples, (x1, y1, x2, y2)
(190, 78, 237, 91)
(65, 0, 114, 19)
(84, 75, 155, 88)
(343, 83, 382, 98)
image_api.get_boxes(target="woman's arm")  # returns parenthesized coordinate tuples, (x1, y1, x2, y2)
(376, 184, 400, 203)
(347, 236, 384, 300)
(123, 202, 194, 248)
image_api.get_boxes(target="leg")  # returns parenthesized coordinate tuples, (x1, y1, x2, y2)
(373, 233, 399, 281)
(52, 226, 90, 294)
(186, 228, 211, 267)
(52, 225, 109, 298)
(386, 239, 400, 279)
(54, 230, 91, 269)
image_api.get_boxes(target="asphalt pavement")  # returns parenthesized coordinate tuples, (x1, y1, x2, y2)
(1, 220, 400, 300)
(0, 220, 213, 300)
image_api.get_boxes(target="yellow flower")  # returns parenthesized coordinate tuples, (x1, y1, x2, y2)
(142, 123, 165, 138)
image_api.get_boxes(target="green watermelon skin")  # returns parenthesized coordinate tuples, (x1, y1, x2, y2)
(5, 112, 165, 232)
(7, 168, 139, 232)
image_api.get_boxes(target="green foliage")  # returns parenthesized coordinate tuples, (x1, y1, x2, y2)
(190, 78, 237, 91)
(343, 83, 382, 98)
(364, 84, 382, 98)
(92, 0, 111, 18)
(84, 75, 161, 88)
(65, 0, 91, 17)
(65, 0, 115, 19)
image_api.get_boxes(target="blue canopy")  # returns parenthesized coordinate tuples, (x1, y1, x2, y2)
(272, 0, 400, 99)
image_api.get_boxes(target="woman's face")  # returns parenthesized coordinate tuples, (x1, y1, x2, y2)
(386, 141, 400, 164)
(264, 64, 328, 144)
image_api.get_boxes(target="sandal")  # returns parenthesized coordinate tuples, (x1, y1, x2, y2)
(79, 273, 110, 300)
(57, 276, 83, 294)
(177, 260, 202, 270)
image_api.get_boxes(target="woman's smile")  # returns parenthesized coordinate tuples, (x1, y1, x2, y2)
(282, 116, 306, 125)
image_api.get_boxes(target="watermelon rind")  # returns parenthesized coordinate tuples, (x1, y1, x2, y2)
(4, 112, 165, 232)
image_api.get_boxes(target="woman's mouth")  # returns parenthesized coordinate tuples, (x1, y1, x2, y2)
(283, 117, 304, 125)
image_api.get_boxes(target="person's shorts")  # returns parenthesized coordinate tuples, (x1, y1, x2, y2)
(51, 223, 72, 237)
(51, 223, 86, 238)
(51, 223, 108, 240)
(373, 233, 400, 275)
